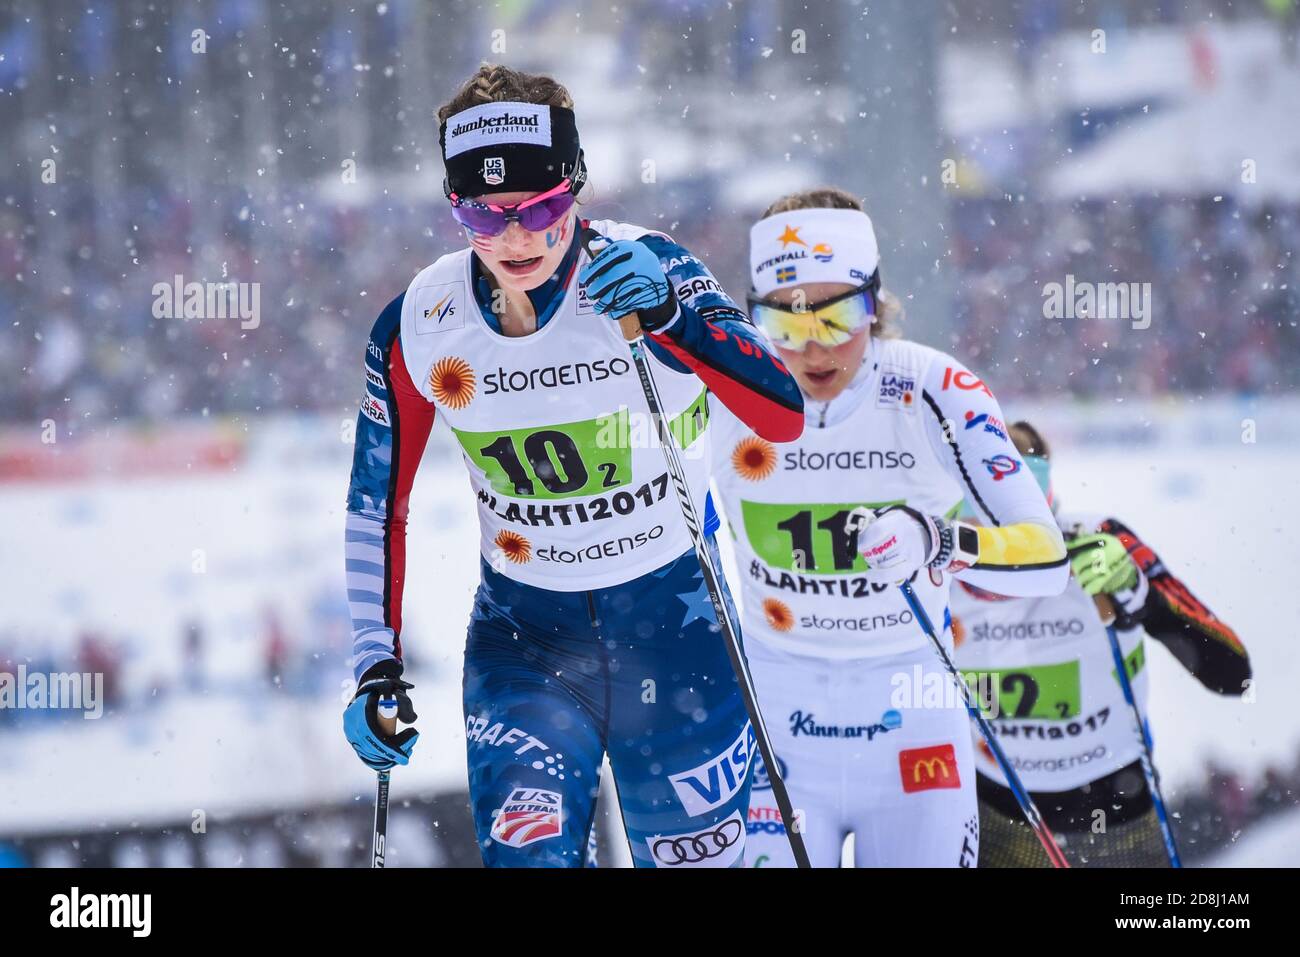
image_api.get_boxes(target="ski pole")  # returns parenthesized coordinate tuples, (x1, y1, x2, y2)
(897, 579, 1071, 869)
(371, 697, 399, 869)
(1096, 595, 1181, 867)
(581, 226, 811, 868)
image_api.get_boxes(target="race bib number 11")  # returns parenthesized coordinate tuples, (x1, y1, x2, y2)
(740, 500, 902, 574)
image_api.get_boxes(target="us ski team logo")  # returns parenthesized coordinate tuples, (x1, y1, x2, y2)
(732, 436, 777, 481)
(430, 356, 476, 409)
(762, 597, 794, 632)
(490, 788, 562, 848)
(482, 156, 505, 186)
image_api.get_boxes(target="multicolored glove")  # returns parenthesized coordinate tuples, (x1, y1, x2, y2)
(1067, 532, 1148, 625)
(850, 505, 980, 584)
(578, 232, 679, 330)
(343, 659, 420, 771)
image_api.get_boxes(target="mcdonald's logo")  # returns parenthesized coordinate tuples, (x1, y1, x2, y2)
(899, 743, 961, 794)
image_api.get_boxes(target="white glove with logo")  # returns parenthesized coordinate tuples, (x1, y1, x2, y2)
(850, 505, 979, 585)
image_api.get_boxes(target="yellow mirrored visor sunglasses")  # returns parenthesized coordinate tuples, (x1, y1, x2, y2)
(747, 278, 878, 351)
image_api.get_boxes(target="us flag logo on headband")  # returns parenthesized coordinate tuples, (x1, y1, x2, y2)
(441, 101, 583, 198)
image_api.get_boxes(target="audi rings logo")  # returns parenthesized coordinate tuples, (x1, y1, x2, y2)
(646, 810, 746, 868)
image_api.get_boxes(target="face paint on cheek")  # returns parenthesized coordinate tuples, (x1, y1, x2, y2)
(545, 216, 569, 249)
(466, 228, 495, 255)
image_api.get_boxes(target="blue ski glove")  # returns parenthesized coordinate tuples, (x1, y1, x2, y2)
(344, 659, 419, 770)
(578, 231, 679, 330)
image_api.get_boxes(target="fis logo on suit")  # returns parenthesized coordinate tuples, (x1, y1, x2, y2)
(669, 722, 756, 816)
(413, 281, 466, 334)
(647, 810, 746, 868)
(423, 293, 456, 324)
(750, 753, 787, 791)
(490, 788, 563, 848)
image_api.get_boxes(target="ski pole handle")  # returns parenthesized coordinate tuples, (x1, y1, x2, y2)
(1093, 592, 1116, 626)
(378, 697, 399, 737)
(580, 226, 644, 342)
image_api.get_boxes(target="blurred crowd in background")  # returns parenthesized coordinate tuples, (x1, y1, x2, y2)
(6, 187, 1297, 427)
(951, 197, 1300, 396)
(2, 0, 1299, 430)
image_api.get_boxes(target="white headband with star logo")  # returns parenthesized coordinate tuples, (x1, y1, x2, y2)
(749, 207, 880, 297)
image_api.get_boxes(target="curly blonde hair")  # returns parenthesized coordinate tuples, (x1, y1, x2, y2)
(760, 186, 902, 338)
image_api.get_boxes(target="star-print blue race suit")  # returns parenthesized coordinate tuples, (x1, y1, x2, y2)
(344, 220, 803, 867)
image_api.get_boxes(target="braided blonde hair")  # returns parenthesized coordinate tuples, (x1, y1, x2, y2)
(438, 64, 574, 123)
(760, 186, 902, 339)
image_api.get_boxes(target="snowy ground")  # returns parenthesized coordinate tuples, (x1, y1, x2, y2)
(1, 403, 1297, 843)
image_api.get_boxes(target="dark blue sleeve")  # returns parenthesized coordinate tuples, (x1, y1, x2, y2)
(638, 234, 804, 443)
